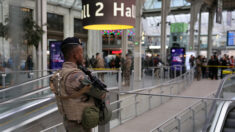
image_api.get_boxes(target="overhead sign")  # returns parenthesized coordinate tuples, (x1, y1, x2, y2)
(82, 0, 136, 30)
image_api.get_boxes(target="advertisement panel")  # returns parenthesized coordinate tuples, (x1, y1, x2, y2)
(49, 41, 64, 70)
(170, 48, 186, 71)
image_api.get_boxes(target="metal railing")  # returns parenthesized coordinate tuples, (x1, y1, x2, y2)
(40, 67, 195, 132)
(0, 69, 56, 89)
(150, 92, 216, 132)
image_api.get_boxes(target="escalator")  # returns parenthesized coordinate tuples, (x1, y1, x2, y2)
(222, 107, 235, 132)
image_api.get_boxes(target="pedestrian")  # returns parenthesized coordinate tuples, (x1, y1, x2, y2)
(196, 55, 202, 81)
(124, 54, 132, 86)
(90, 55, 96, 68)
(95, 53, 105, 82)
(50, 37, 107, 132)
(189, 55, 195, 69)
(201, 56, 207, 78)
(26, 55, 34, 78)
(220, 55, 227, 79)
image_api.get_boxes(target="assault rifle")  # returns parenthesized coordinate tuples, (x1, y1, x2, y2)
(79, 65, 108, 92)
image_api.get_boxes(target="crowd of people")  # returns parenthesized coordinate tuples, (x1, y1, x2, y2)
(84, 53, 133, 86)
(190, 54, 235, 81)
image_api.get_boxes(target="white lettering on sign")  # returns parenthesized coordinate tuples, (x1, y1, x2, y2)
(82, 2, 136, 19)
(125, 7, 131, 17)
(83, 5, 86, 18)
(132, 5, 136, 18)
(114, 2, 124, 17)
(87, 4, 90, 18)
(95, 2, 104, 16)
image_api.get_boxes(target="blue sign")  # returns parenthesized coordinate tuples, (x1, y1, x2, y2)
(49, 41, 64, 70)
(227, 31, 235, 46)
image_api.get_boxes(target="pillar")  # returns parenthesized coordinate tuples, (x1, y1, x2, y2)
(36, 0, 47, 73)
(87, 30, 102, 58)
(189, 0, 203, 51)
(197, 11, 202, 56)
(160, 0, 171, 63)
(134, 0, 142, 81)
(121, 30, 128, 58)
(207, 9, 215, 58)
(64, 10, 74, 38)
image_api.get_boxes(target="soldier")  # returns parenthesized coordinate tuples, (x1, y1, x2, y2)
(50, 37, 106, 132)
(124, 54, 132, 86)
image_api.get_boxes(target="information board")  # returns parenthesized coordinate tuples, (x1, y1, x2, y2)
(227, 31, 235, 46)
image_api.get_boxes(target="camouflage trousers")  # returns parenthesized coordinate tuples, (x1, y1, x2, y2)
(63, 117, 91, 132)
(124, 70, 131, 85)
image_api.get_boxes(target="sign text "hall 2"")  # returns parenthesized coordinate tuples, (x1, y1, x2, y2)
(82, 2, 136, 19)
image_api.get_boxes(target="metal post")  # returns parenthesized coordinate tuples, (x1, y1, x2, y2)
(118, 69, 122, 91)
(167, 67, 170, 80)
(160, 67, 163, 83)
(148, 89, 152, 110)
(135, 94, 138, 117)
(119, 101, 122, 125)
(2, 73, 6, 89)
(143, 69, 145, 88)
(160, 87, 163, 104)
(190, 108, 196, 132)
(174, 66, 176, 79)
(152, 68, 154, 86)
(203, 100, 208, 119)
(176, 117, 181, 132)
(131, 70, 134, 90)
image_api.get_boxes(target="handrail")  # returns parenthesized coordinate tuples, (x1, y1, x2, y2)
(0, 74, 53, 93)
(150, 91, 216, 132)
(203, 74, 235, 131)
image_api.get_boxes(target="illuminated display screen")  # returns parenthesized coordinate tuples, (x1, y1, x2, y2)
(171, 48, 185, 70)
(49, 41, 64, 70)
(227, 31, 235, 46)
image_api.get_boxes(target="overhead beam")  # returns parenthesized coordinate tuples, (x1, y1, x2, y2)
(143, 6, 190, 17)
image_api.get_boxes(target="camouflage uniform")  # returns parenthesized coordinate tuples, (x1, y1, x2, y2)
(50, 62, 96, 132)
(95, 56, 105, 82)
(124, 56, 132, 85)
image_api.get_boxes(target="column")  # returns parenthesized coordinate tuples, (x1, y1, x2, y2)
(41, 0, 47, 73)
(189, 0, 203, 51)
(36, 0, 42, 72)
(134, 0, 142, 81)
(64, 10, 74, 38)
(207, 9, 215, 58)
(121, 30, 128, 58)
(197, 11, 202, 56)
(87, 30, 102, 58)
(160, 0, 171, 63)
(36, 0, 47, 73)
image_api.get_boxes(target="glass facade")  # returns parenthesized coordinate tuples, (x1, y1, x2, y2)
(47, 13, 63, 32)
(74, 18, 87, 34)
(144, 0, 190, 10)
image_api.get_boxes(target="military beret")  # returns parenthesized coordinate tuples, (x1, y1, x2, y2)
(60, 37, 82, 50)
